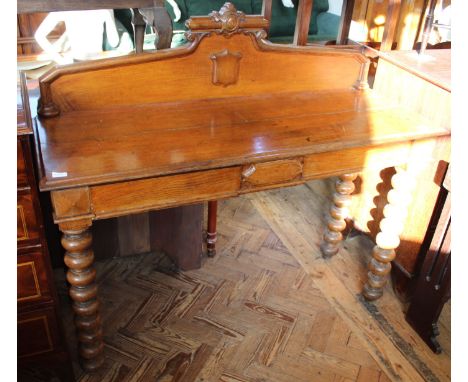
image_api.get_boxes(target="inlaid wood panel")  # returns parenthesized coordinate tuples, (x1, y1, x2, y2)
(17, 190, 40, 244)
(17, 249, 52, 304)
(18, 307, 61, 359)
(17, 140, 29, 187)
(17, 262, 41, 301)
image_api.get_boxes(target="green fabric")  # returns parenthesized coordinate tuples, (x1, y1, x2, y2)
(169, 0, 338, 45)
(103, 13, 134, 51)
(269, 0, 297, 37)
(253, 0, 329, 37)
(187, 0, 253, 16)
(113, 9, 134, 43)
(269, 31, 337, 44)
(316, 11, 339, 38)
(171, 32, 189, 47)
(165, 0, 189, 31)
(309, 0, 329, 35)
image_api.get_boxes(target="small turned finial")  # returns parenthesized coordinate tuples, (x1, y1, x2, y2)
(353, 59, 371, 91)
(37, 98, 60, 118)
(38, 83, 60, 118)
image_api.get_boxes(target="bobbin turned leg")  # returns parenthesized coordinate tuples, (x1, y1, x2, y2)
(59, 220, 104, 372)
(207, 201, 218, 257)
(363, 167, 416, 301)
(320, 173, 358, 258)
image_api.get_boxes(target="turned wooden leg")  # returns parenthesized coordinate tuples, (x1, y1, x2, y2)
(207, 201, 218, 257)
(60, 221, 104, 372)
(320, 173, 358, 258)
(363, 167, 416, 301)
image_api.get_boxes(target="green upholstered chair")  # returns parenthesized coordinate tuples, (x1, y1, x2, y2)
(164, 0, 340, 46)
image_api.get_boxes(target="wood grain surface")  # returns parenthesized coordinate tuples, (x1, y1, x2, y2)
(38, 32, 364, 114)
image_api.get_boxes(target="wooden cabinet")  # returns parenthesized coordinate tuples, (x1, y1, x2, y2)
(17, 73, 74, 381)
(405, 164, 451, 353)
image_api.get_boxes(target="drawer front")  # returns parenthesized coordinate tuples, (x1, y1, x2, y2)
(17, 139, 29, 187)
(17, 249, 52, 304)
(18, 307, 60, 359)
(90, 166, 241, 219)
(17, 190, 40, 244)
(302, 143, 412, 180)
(240, 158, 304, 191)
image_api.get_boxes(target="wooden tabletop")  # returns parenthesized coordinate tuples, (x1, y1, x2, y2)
(35, 89, 449, 190)
(30, 14, 451, 192)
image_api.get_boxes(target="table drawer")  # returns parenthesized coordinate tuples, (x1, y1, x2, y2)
(240, 158, 304, 191)
(17, 190, 40, 244)
(17, 249, 52, 304)
(90, 166, 241, 219)
(18, 307, 61, 359)
(17, 139, 29, 188)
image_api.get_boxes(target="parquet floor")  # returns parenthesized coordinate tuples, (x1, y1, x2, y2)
(52, 180, 450, 382)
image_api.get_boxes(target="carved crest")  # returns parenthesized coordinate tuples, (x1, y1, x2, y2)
(210, 49, 242, 87)
(209, 2, 246, 36)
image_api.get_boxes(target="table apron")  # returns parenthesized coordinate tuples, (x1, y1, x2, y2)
(50, 142, 413, 223)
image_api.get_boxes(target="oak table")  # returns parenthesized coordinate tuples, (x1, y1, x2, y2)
(30, 3, 450, 371)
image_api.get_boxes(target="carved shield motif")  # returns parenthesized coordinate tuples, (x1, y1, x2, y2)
(210, 49, 242, 87)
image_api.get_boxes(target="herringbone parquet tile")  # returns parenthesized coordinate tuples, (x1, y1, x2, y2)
(53, 193, 395, 382)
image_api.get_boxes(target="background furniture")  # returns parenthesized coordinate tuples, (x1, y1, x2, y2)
(406, 164, 450, 353)
(165, 0, 341, 45)
(337, 0, 451, 51)
(17, 73, 74, 381)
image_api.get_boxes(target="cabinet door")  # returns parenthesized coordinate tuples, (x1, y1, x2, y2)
(17, 189, 41, 245)
(17, 248, 53, 305)
(17, 139, 29, 187)
(18, 307, 62, 359)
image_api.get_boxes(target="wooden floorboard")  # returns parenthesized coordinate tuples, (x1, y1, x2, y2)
(34, 179, 449, 382)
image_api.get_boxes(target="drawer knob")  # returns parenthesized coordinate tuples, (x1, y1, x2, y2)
(242, 164, 256, 178)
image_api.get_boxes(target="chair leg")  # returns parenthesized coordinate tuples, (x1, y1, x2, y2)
(207, 200, 218, 257)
